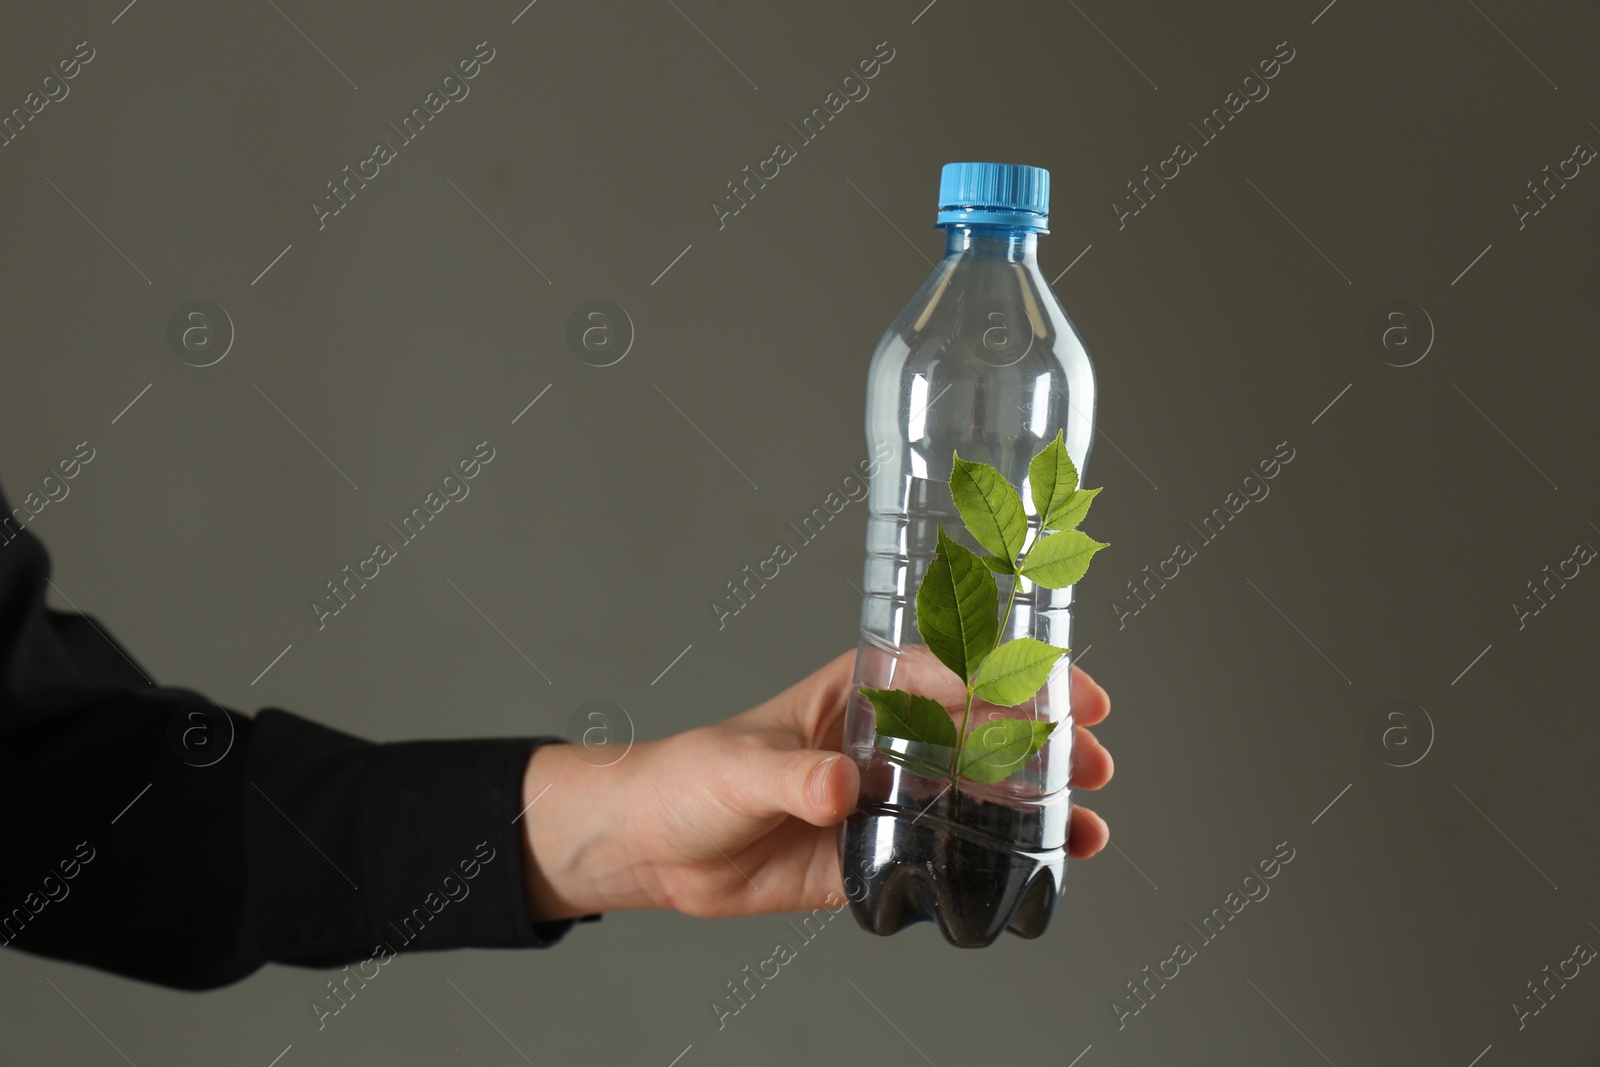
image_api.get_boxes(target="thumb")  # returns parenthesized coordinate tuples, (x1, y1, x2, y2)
(734, 744, 860, 828)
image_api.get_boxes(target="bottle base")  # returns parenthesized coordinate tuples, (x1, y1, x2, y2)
(839, 807, 1064, 948)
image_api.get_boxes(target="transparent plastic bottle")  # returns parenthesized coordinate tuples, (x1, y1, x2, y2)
(839, 162, 1096, 947)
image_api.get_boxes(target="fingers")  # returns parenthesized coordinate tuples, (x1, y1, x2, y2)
(1070, 725, 1114, 790)
(801, 752, 860, 825)
(1070, 665, 1111, 727)
(772, 652, 1112, 752)
(743, 651, 1110, 823)
(747, 650, 858, 746)
(1067, 805, 1109, 859)
(729, 741, 861, 828)
(895, 652, 1111, 729)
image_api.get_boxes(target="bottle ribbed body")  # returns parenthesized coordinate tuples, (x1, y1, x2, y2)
(840, 225, 1096, 946)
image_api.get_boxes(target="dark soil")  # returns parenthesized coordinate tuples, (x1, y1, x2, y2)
(839, 799, 1065, 948)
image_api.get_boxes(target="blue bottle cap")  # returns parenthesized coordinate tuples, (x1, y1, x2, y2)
(936, 162, 1050, 231)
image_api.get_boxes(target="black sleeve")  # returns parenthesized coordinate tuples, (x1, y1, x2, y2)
(0, 483, 589, 990)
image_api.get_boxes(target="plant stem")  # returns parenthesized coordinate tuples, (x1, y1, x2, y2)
(995, 565, 1023, 647)
(952, 523, 1043, 805)
(996, 520, 1042, 643)
(950, 687, 977, 803)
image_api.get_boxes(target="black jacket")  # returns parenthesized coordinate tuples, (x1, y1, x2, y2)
(0, 484, 581, 989)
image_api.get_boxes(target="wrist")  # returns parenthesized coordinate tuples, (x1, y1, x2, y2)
(519, 738, 652, 920)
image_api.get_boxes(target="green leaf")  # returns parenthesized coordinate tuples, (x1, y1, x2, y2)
(859, 687, 957, 747)
(979, 554, 1016, 575)
(916, 527, 999, 682)
(1028, 431, 1079, 528)
(950, 452, 1028, 564)
(971, 637, 1068, 706)
(1046, 485, 1102, 531)
(958, 718, 1057, 783)
(1020, 530, 1109, 589)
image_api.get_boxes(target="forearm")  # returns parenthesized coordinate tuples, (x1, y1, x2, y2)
(0, 484, 581, 988)
(0, 692, 574, 988)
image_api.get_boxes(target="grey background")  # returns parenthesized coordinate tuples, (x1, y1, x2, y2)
(1, 0, 1596, 1063)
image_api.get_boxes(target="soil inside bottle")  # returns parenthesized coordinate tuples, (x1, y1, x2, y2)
(839, 781, 1064, 948)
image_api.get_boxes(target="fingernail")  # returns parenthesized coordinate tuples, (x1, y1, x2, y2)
(807, 755, 839, 809)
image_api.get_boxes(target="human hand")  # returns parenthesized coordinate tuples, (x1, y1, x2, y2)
(519, 650, 1114, 921)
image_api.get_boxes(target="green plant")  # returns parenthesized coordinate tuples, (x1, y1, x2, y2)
(859, 431, 1107, 792)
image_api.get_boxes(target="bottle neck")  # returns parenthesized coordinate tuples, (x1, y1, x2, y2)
(941, 226, 1040, 263)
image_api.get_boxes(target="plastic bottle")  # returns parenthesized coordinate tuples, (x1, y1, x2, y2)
(839, 162, 1096, 947)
